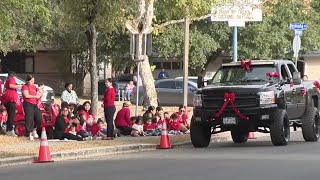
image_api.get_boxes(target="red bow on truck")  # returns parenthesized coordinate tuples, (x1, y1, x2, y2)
(241, 60, 252, 71)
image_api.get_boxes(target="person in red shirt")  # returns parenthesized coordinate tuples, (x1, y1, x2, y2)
(0, 108, 7, 135)
(22, 75, 42, 140)
(143, 117, 157, 136)
(2, 71, 22, 136)
(79, 101, 96, 132)
(103, 78, 116, 140)
(114, 102, 132, 136)
(175, 105, 190, 129)
(91, 119, 106, 139)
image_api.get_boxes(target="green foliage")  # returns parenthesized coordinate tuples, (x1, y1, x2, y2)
(238, 0, 320, 59)
(154, 24, 219, 70)
(0, 0, 51, 53)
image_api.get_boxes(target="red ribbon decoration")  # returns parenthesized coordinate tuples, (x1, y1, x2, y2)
(213, 92, 249, 120)
(241, 60, 252, 71)
(300, 88, 307, 96)
(266, 72, 280, 78)
(314, 80, 320, 88)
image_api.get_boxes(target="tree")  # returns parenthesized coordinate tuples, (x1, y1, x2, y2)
(126, 0, 216, 107)
(0, 0, 51, 53)
(61, 0, 133, 115)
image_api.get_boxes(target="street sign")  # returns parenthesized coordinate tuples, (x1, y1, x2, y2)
(210, 0, 263, 22)
(290, 23, 307, 36)
(228, 20, 245, 27)
(292, 36, 301, 58)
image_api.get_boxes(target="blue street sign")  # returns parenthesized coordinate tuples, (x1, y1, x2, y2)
(290, 23, 307, 36)
(290, 23, 308, 30)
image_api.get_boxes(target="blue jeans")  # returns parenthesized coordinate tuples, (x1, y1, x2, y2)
(125, 91, 132, 100)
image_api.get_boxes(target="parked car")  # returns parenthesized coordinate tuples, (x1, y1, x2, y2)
(0, 73, 55, 104)
(175, 76, 211, 86)
(131, 79, 198, 106)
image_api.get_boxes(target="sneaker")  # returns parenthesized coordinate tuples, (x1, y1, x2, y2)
(29, 133, 34, 141)
(185, 130, 190, 134)
(6, 130, 17, 137)
(32, 130, 39, 139)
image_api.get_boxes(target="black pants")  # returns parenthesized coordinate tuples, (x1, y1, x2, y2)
(116, 126, 132, 136)
(23, 102, 42, 134)
(104, 106, 116, 137)
(4, 102, 16, 131)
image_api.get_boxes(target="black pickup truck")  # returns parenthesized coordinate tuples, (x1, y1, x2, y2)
(191, 60, 319, 147)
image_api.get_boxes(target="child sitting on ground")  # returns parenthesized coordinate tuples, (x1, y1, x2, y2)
(131, 116, 145, 136)
(169, 113, 182, 135)
(69, 122, 79, 136)
(143, 117, 157, 136)
(0, 108, 7, 135)
(91, 119, 107, 139)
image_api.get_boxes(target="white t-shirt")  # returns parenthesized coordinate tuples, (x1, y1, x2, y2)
(132, 124, 144, 133)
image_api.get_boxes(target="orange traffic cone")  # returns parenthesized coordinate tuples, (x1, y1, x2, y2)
(157, 121, 173, 149)
(248, 132, 256, 139)
(34, 127, 54, 163)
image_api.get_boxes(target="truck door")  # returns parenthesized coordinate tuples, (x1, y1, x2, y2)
(287, 64, 306, 117)
(280, 65, 299, 119)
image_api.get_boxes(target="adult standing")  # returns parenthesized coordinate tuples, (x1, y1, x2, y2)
(2, 71, 22, 136)
(22, 75, 42, 140)
(61, 82, 80, 105)
(103, 78, 116, 140)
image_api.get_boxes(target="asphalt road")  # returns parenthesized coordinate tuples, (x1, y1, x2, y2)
(1, 131, 320, 180)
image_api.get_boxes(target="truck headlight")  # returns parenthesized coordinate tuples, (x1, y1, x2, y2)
(260, 91, 275, 105)
(193, 94, 202, 107)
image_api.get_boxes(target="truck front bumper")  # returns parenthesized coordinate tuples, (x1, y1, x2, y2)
(193, 104, 278, 125)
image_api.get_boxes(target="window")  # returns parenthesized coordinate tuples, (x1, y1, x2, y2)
(172, 62, 182, 69)
(281, 65, 289, 80)
(287, 64, 297, 77)
(156, 81, 175, 89)
(162, 62, 171, 70)
(25, 56, 34, 73)
(175, 81, 183, 89)
(152, 62, 162, 70)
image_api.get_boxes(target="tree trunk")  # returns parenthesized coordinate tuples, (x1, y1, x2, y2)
(140, 56, 157, 107)
(86, 25, 99, 116)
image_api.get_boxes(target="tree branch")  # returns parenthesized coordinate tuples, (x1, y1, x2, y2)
(157, 14, 211, 29)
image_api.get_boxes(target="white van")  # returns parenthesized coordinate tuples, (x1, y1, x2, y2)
(0, 73, 55, 104)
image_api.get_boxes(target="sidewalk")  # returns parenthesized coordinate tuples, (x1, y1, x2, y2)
(0, 132, 269, 166)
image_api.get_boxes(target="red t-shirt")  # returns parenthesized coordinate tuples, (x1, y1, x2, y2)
(169, 121, 180, 131)
(157, 118, 169, 126)
(22, 84, 38, 104)
(91, 123, 101, 136)
(2, 77, 19, 104)
(175, 112, 188, 126)
(63, 117, 70, 133)
(143, 123, 157, 131)
(104, 87, 116, 107)
(79, 110, 96, 123)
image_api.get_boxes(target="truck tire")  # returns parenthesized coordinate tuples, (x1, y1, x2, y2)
(270, 109, 290, 146)
(231, 129, 248, 143)
(190, 117, 211, 148)
(302, 107, 320, 142)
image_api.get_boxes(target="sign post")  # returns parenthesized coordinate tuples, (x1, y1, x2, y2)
(209, 0, 263, 62)
(290, 23, 307, 65)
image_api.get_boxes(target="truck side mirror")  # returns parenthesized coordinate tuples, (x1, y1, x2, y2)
(292, 72, 302, 85)
(197, 76, 204, 88)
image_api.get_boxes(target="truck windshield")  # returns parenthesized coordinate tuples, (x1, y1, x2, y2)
(210, 65, 278, 84)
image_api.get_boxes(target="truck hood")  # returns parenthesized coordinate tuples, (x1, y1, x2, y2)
(201, 82, 271, 94)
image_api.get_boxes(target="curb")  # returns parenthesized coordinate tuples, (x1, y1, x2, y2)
(0, 134, 252, 167)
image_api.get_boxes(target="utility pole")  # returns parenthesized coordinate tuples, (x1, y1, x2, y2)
(183, 15, 190, 107)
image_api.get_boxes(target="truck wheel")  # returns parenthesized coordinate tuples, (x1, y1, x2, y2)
(270, 109, 290, 146)
(302, 107, 320, 142)
(190, 117, 211, 148)
(231, 129, 248, 143)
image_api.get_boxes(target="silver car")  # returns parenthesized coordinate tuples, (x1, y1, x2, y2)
(130, 79, 198, 106)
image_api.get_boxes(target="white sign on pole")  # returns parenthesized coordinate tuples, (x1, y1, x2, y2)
(210, 0, 263, 22)
(292, 36, 301, 58)
(228, 20, 245, 27)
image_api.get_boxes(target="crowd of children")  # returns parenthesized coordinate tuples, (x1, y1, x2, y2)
(115, 103, 190, 137)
